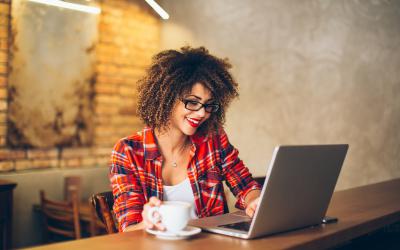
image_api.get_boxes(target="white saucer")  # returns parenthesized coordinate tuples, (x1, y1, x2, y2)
(146, 226, 201, 240)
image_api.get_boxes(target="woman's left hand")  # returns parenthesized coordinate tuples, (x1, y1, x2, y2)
(245, 197, 260, 218)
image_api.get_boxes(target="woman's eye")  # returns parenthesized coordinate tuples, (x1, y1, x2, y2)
(187, 100, 199, 105)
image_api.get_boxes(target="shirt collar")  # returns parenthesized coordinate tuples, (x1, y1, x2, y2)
(142, 127, 209, 161)
(142, 127, 161, 160)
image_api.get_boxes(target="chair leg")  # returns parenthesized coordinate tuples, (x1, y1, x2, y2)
(40, 190, 49, 243)
(71, 192, 81, 239)
(89, 197, 98, 236)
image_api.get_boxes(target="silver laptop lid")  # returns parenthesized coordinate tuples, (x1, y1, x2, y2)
(247, 144, 348, 239)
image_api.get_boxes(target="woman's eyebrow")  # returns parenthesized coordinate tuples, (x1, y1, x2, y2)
(186, 95, 214, 103)
(185, 95, 201, 100)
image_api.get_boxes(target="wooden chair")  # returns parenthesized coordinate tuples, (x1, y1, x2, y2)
(64, 175, 82, 202)
(40, 190, 81, 242)
(90, 191, 117, 234)
(254, 176, 265, 186)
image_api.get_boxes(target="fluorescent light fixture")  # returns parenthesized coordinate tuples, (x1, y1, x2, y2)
(28, 0, 101, 14)
(145, 0, 169, 19)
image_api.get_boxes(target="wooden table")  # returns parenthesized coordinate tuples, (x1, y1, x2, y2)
(0, 180, 17, 250)
(25, 179, 400, 250)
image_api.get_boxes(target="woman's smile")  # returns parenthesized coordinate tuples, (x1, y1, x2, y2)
(186, 117, 201, 128)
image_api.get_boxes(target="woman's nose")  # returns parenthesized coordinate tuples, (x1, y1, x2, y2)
(195, 106, 206, 117)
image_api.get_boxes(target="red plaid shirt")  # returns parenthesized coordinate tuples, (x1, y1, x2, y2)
(109, 127, 261, 232)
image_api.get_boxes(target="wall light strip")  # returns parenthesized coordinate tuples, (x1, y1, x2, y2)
(28, 0, 101, 14)
(145, 0, 169, 20)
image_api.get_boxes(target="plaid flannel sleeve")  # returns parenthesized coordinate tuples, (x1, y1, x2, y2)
(109, 140, 145, 232)
(218, 130, 262, 210)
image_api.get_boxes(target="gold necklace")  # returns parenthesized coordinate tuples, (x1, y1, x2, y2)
(171, 140, 190, 168)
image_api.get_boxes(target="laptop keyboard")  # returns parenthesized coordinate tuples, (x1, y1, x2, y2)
(218, 221, 252, 231)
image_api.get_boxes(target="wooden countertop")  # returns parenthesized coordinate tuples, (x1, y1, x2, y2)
(24, 178, 400, 250)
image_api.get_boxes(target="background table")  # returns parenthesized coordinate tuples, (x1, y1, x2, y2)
(0, 180, 17, 250)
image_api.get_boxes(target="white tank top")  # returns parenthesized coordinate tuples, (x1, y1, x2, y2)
(163, 178, 198, 219)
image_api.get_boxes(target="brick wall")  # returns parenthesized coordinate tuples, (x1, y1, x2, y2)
(0, 0, 9, 148)
(0, 0, 161, 172)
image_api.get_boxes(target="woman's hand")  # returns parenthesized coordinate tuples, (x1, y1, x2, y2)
(141, 196, 165, 231)
(244, 189, 261, 218)
(245, 196, 260, 218)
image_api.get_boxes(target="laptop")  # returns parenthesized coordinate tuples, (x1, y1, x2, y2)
(189, 144, 348, 239)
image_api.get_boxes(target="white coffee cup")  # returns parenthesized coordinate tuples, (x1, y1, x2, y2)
(147, 201, 191, 232)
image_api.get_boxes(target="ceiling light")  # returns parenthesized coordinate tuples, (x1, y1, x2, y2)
(145, 0, 169, 20)
(28, 0, 101, 14)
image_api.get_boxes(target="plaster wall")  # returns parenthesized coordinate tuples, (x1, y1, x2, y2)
(160, 0, 400, 190)
(9, 0, 98, 147)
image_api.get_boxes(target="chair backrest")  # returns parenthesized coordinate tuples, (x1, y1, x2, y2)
(40, 190, 81, 242)
(254, 176, 265, 186)
(64, 175, 82, 202)
(90, 191, 117, 234)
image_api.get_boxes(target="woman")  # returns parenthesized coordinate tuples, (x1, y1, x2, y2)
(109, 47, 261, 232)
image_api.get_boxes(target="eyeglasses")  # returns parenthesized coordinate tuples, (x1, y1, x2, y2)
(181, 99, 220, 113)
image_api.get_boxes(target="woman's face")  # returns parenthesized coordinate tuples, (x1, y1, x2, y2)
(170, 82, 214, 136)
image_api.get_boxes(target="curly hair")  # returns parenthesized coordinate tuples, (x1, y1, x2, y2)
(137, 46, 239, 135)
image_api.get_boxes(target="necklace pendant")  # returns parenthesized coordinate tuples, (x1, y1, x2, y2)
(172, 162, 178, 168)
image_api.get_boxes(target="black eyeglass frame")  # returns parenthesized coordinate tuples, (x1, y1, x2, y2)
(181, 99, 220, 113)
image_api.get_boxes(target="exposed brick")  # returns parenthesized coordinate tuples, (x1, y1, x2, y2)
(118, 107, 137, 117)
(97, 63, 119, 75)
(99, 115, 141, 126)
(96, 44, 116, 56)
(94, 137, 117, 147)
(94, 84, 117, 95)
(0, 111, 6, 122)
(0, 15, 8, 26)
(0, 123, 6, 135)
(102, 5, 124, 17)
(60, 158, 81, 168)
(81, 157, 97, 167)
(116, 126, 142, 138)
(118, 85, 136, 97)
(0, 50, 7, 63)
(96, 94, 120, 105)
(120, 66, 150, 79)
(95, 156, 110, 167)
(0, 149, 26, 160)
(16, 159, 58, 171)
(61, 148, 93, 158)
(0, 99, 6, 110)
(31, 159, 58, 169)
(27, 149, 59, 159)
(0, 3, 9, 15)
(0, 38, 7, 50)
(94, 126, 115, 136)
(0, 87, 6, 99)
(0, 63, 7, 74)
(93, 147, 112, 156)
(96, 75, 126, 85)
(0, 160, 14, 172)
(95, 104, 118, 115)
(0, 26, 8, 39)
(15, 159, 32, 171)
(0, 75, 6, 85)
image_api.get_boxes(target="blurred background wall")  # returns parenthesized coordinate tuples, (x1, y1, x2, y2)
(160, 0, 400, 190)
(0, 0, 399, 248)
(0, 0, 160, 247)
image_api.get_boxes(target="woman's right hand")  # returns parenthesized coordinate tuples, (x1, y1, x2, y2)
(141, 196, 165, 231)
